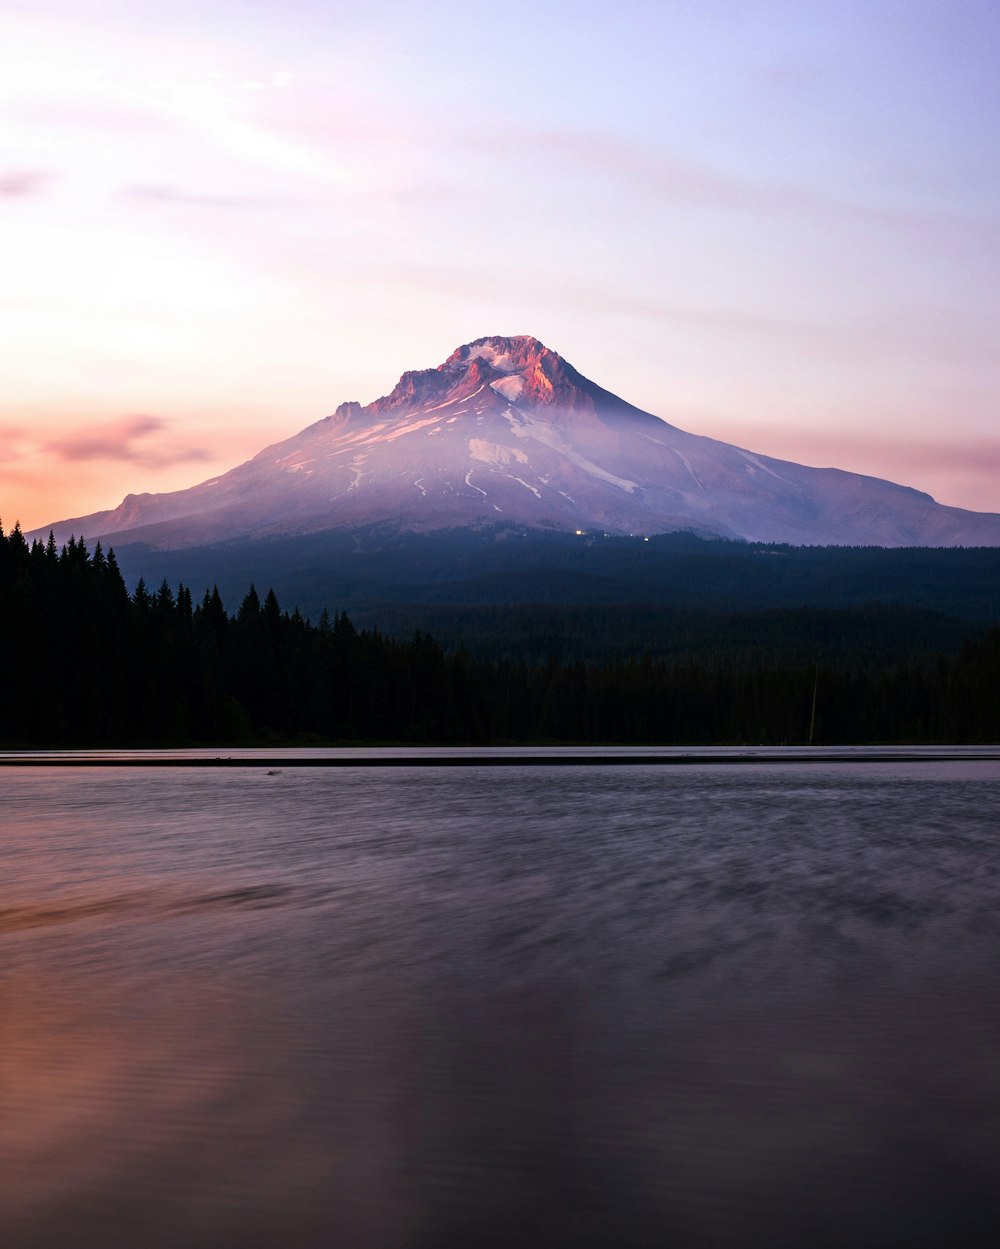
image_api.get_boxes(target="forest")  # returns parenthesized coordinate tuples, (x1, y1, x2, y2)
(2, 522, 998, 747)
(109, 522, 1000, 623)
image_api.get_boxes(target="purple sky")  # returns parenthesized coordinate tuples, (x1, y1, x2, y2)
(2, 0, 999, 530)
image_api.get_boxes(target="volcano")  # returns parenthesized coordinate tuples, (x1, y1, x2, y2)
(36, 335, 1000, 548)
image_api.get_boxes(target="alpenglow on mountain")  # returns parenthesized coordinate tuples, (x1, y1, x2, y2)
(39, 335, 1000, 548)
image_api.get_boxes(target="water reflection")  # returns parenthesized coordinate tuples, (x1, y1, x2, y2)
(3, 760, 1000, 1247)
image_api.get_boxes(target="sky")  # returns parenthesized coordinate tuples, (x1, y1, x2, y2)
(3, 0, 999, 532)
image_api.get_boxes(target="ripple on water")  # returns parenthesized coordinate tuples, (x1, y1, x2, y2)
(2, 758, 1000, 1247)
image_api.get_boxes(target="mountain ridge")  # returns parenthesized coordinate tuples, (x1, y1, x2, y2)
(32, 334, 1000, 549)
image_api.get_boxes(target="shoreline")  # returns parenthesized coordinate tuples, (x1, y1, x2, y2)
(3, 749, 999, 767)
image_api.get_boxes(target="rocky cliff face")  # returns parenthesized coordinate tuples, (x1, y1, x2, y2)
(34, 335, 1000, 549)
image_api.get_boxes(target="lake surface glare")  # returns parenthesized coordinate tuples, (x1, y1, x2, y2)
(2, 751, 1000, 1248)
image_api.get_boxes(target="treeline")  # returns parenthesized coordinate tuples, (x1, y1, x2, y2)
(1, 523, 998, 746)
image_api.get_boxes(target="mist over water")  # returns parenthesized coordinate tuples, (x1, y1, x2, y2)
(3, 755, 1000, 1247)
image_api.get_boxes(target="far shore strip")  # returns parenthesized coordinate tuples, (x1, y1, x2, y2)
(2, 752, 999, 768)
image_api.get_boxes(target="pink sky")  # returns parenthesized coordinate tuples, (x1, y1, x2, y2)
(3, 1, 999, 533)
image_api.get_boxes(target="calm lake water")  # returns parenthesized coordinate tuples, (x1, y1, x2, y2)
(3, 749, 1000, 1248)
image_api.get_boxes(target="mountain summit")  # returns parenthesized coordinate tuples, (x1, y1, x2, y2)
(359, 335, 635, 421)
(37, 335, 1000, 548)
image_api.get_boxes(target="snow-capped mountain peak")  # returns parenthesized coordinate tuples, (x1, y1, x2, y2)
(33, 336, 1000, 549)
(357, 335, 620, 423)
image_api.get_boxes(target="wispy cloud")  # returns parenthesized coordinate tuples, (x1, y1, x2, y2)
(37, 414, 212, 467)
(0, 169, 50, 197)
(122, 183, 298, 211)
(456, 123, 999, 241)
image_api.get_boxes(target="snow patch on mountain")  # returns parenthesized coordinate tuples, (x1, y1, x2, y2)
(739, 450, 799, 489)
(358, 415, 442, 445)
(490, 375, 525, 402)
(504, 407, 638, 494)
(465, 343, 517, 373)
(468, 438, 528, 467)
(507, 475, 542, 499)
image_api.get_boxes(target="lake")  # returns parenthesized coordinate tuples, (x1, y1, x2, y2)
(2, 749, 1000, 1247)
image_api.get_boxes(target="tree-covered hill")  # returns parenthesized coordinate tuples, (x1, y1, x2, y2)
(2, 523, 998, 747)
(108, 525, 1000, 624)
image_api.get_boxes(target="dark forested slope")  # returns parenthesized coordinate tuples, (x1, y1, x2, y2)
(107, 527, 1000, 623)
(2, 523, 998, 747)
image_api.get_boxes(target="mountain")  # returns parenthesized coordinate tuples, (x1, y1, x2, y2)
(35, 335, 1000, 548)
